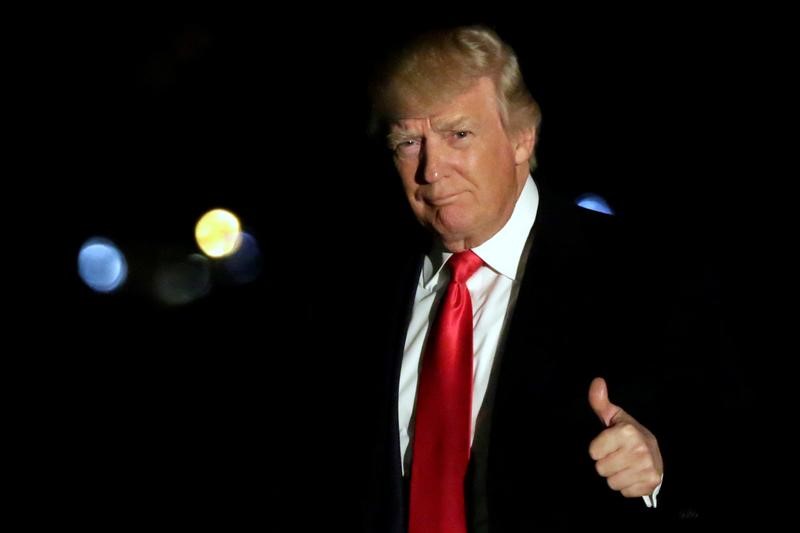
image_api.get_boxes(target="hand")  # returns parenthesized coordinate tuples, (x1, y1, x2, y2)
(588, 377, 663, 498)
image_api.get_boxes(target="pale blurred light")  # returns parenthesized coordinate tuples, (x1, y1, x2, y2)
(195, 208, 242, 258)
(154, 254, 211, 306)
(576, 193, 615, 215)
(222, 232, 262, 284)
(78, 237, 128, 293)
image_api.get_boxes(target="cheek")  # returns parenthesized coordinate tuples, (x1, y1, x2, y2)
(397, 169, 427, 215)
(396, 162, 418, 190)
(401, 178, 420, 205)
(401, 172, 425, 196)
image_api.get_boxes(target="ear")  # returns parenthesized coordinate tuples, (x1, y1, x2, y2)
(512, 127, 536, 166)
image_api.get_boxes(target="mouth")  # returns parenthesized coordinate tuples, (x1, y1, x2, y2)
(425, 192, 463, 206)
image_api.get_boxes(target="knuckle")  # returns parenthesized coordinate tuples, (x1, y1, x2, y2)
(646, 470, 661, 488)
(619, 423, 638, 439)
(632, 442, 649, 456)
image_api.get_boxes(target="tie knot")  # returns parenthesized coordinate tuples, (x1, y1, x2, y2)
(447, 250, 483, 283)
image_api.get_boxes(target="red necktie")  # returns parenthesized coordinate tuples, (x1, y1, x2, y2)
(409, 250, 484, 533)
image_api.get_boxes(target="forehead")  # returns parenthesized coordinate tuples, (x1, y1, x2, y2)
(389, 77, 500, 131)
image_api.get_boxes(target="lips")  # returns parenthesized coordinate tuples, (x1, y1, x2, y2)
(425, 192, 462, 206)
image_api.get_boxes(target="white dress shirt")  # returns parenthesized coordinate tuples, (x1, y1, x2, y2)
(397, 176, 660, 507)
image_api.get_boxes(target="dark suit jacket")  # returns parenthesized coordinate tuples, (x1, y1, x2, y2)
(352, 186, 739, 532)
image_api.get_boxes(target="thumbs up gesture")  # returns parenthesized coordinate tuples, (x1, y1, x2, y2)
(588, 377, 663, 498)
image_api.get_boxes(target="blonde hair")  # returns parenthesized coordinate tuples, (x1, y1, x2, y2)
(369, 25, 542, 168)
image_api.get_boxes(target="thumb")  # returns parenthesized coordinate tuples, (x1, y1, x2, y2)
(588, 377, 622, 427)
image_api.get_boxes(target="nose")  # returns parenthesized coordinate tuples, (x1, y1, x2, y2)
(420, 141, 445, 184)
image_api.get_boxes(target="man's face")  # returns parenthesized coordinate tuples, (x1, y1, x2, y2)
(388, 78, 532, 251)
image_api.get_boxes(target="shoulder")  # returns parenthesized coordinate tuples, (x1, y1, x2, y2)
(531, 185, 629, 284)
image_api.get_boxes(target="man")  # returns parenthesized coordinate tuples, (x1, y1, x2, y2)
(352, 25, 729, 532)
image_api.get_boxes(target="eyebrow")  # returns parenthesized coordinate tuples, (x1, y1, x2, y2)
(386, 116, 475, 147)
(386, 130, 418, 148)
(432, 116, 473, 132)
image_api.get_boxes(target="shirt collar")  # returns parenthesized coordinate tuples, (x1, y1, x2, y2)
(422, 176, 539, 288)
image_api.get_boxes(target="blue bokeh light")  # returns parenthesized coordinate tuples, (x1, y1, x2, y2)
(78, 237, 128, 293)
(576, 193, 615, 216)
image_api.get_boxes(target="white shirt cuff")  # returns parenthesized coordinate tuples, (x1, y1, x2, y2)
(642, 474, 663, 508)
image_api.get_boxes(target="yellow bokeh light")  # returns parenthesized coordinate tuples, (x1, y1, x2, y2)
(195, 208, 242, 258)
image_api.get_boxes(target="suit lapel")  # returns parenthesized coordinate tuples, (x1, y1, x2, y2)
(494, 188, 578, 400)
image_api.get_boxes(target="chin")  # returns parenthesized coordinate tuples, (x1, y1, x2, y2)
(433, 225, 472, 248)
(435, 208, 473, 235)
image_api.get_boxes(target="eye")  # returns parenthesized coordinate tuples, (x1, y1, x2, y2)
(452, 130, 472, 140)
(394, 139, 421, 157)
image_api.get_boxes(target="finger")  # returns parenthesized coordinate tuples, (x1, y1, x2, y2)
(610, 467, 662, 496)
(589, 419, 649, 460)
(621, 480, 661, 498)
(606, 467, 643, 491)
(588, 428, 623, 461)
(588, 377, 622, 426)
(595, 448, 630, 478)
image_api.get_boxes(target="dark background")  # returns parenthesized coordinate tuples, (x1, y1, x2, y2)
(24, 7, 789, 528)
